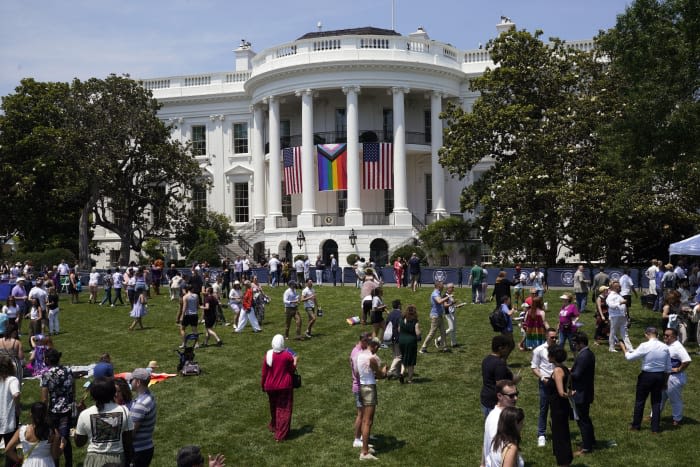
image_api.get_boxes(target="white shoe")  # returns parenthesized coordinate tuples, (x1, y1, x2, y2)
(353, 440, 374, 449)
(537, 435, 546, 447)
(359, 452, 378, 460)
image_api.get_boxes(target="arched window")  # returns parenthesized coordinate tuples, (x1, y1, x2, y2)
(369, 238, 389, 267)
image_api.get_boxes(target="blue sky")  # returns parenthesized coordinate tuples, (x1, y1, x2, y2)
(0, 0, 631, 98)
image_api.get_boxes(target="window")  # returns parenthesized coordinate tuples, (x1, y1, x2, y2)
(424, 110, 432, 143)
(234, 182, 249, 222)
(109, 250, 120, 266)
(337, 191, 347, 218)
(335, 108, 346, 141)
(280, 120, 291, 148)
(281, 182, 292, 220)
(233, 123, 249, 154)
(425, 173, 432, 213)
(383, 109, 393, 142)
(191, 125, 206, 156)
(384, 189, 393, 216)
(192, 186, 207, 212)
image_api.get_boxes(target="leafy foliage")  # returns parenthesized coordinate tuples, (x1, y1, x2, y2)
(7, 247, 77, 270)
(440, 29, 610, 265)
(418, 217, 473, 264)
(186, 229, 221, 267)
(173, 209, 234, 257)
(389, 245, 427, 265)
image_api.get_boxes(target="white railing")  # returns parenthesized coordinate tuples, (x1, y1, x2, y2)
(313, 39, 341, 51)
(142, 79, 171, 90)
(225, 71, 251, 83)
(184, 75, 211, 87)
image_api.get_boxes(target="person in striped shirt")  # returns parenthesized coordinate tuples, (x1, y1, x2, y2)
(130, 368, 157, 467)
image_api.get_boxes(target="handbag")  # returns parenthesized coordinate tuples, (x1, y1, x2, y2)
(292, 370, 302, 389)
(383, 321, 393, 341)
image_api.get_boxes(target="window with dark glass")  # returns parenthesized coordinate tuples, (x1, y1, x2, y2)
(337, 191, 347, 217)
(281, 182, 292, 220)
(384, 189, 393, 216)
(192, 186, 207, 212)
(383, 109, 393, 142)
(191, 125, 206, 156)
(233, 123, 249, 154)
(234, 182, 249, 222)
(424, 110, 431, 143)
(425, 173, 432, 213)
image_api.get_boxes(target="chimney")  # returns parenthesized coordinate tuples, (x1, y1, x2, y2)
(496, 16, 515, 35)
(234, 39, 255, 71)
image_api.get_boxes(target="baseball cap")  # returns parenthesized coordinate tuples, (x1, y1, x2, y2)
(131, 368, 151, 382)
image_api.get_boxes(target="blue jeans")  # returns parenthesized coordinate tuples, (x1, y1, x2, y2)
(472, 283, 481, 303)
(538, 380, 549, 436)
(559, 329, 576, 352)
(575, 292, 587, 312)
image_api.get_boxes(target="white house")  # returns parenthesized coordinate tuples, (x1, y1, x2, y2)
(92, 19, 595, 268)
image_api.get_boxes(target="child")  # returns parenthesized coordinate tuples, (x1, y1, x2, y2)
(29, 334, 53, 376)
(128, 289, 147, 331)
(301, 279, 318, 338)
(28, 298, 43, 338)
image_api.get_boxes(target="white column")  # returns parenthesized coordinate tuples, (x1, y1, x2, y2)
(430, 92, 447, 218)
(208, 114, 225, 214)
(391, 87, 411, 225)
(266, 97, 282, 225)
(252, 104, 266, 220)
(343, 85, 363, 226)
(296, 89, 316, 227)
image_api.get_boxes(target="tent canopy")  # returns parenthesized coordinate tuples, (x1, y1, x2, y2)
(669, 233, 700, 256)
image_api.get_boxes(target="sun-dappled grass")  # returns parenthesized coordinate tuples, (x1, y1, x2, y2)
(8, 284, 699, 466)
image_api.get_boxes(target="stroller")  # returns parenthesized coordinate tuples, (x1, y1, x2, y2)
(175, 333, 201, 376)
(254, 290, 271, 324)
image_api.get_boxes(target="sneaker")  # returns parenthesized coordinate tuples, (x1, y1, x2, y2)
(441, 348, 452, 353)
(537, 435, 546, 447)
(110, 304, 115, 308)
(352, 440, 374, 449)
(305, 332, 313, 339)
(379, 343, 388, 349)
(609, 349, 618, 353)
(216, 341, 223, 347)
(435, 337, 441, 349)
(419, 348, 428, 354)
(359, 452, 378, 461)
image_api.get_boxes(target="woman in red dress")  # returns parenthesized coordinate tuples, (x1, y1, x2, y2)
(261, 334, 298, 441)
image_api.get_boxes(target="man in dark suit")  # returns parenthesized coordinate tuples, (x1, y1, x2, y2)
(571, 331, 596, 455)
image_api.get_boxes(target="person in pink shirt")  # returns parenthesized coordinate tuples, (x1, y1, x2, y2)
(557, 293, 580, 352)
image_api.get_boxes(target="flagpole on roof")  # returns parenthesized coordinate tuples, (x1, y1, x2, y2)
(391, 0, 396, 31)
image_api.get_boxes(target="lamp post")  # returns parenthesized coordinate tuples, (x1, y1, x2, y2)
(349, 229, 357, 247)
(296, 230, 305, 249)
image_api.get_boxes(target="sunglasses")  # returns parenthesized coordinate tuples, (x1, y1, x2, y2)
(500, 391, 519, 399)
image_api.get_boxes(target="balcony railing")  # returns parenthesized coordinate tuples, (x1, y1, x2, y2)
(265, 130, 430, 151)
(313, 214, 345, 227)
(275, 216, 297, 228)
(364, 212, 390, 226)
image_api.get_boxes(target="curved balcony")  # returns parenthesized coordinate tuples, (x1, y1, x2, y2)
(264, 130, 429, 152)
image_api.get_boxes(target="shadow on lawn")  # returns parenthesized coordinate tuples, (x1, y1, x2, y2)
(373, 434, 406, 454)
(288, 424, 314, 440)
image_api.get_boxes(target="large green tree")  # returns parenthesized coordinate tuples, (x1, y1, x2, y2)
(440, 29, 611, 265)
(1, 75, 207, 266)
(0, 79, 84, 252)
(596, 0, 700, 260)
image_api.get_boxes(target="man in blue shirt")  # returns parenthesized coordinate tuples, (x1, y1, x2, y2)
(420, 281, 450, 354)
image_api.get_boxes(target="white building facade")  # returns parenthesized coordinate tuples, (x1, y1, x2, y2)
(93, 21, 594, 268)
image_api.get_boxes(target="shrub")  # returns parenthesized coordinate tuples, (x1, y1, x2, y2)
(10, 248, 76, 271)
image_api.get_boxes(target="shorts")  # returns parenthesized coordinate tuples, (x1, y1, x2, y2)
(181, 314, 199, 327)
(354, 391, 362, 409)
(204, 315, 216, 328)
(410, 273, 420, 283)
(304, 307, 316, 319)
(370, 311, 384, 325)
(359, 384, 377, 406)
(285, 307, 299, 319)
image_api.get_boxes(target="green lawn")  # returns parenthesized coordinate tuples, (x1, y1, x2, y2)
(8, 284, 699, 466)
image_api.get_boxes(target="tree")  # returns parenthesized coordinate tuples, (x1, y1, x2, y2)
(1, 75, 207, 267)
(595, 0, 700, 261)
(418, 217, 474, 265)
(440, 29, 611, 265)
(173, 209, 235, 257)
(0, 79, 84, 252)
(186, 229, 221, 267)
(70, 75, 206, 266)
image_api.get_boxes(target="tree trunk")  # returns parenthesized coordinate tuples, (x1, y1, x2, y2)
(78, 201, 92, 270)
(119, 236, 131, 266)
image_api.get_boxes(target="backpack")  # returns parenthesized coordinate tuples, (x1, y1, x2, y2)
(489, 305, 507, 332)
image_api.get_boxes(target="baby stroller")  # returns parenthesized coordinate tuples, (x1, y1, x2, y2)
(175, 334, 201, 376)
(254, 290, 271, 324)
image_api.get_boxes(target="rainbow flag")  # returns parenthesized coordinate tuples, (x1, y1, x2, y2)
(317, 143, 347, 191)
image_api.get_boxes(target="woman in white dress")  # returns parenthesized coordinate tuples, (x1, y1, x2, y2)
(5, 402, 63, 466)
(486, 406, 525, 467)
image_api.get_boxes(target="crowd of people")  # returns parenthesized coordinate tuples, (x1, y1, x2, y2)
(2, 256, 699, 465)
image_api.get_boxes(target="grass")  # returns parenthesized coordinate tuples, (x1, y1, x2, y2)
(7, 283, 700, 466)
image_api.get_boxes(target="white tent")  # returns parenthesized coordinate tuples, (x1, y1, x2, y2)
(669, 233, 700, 256)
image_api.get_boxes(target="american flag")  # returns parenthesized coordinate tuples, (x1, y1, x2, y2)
(283, 147, 302, 195)
(362, 143, 393, 190)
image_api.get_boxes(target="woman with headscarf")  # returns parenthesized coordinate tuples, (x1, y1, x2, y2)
(261, 334, 298, 442)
